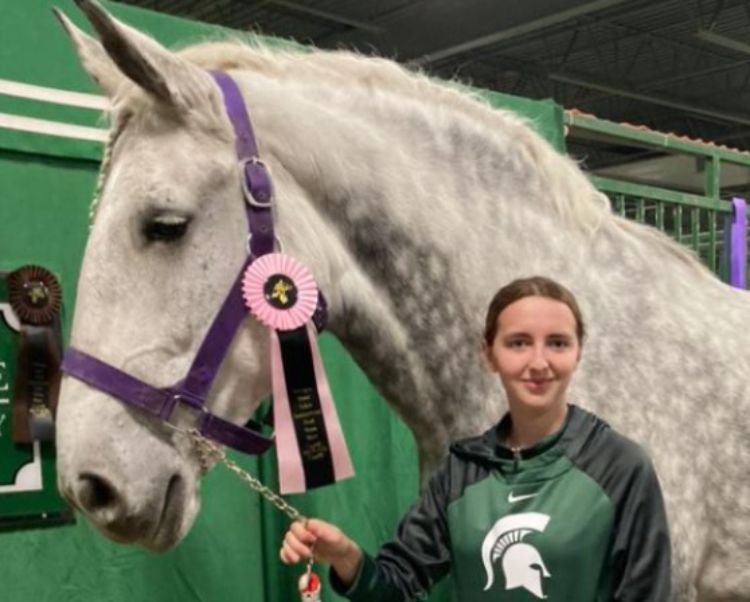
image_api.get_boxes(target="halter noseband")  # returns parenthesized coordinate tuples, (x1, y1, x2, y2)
(61, 71, 327, 455)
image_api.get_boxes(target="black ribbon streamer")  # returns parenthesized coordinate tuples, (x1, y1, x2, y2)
(277, 327, 335, 489)
(12, 324, 60, 444)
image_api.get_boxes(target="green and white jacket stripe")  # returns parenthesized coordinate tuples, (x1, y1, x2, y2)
(331, 405, 671, 602)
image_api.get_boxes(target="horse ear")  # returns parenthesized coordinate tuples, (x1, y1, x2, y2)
(68, 0, 215, 111)
(53, 7, 125, 97)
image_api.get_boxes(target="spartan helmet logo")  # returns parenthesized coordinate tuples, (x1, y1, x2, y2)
(481, 512, 551, 599)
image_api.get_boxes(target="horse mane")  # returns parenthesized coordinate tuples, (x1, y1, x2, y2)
(109, 39, 714, 280)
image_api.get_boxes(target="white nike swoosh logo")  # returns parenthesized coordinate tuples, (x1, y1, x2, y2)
(507, 491, 538, 503)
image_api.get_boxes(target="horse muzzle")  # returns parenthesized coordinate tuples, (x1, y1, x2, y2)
(55, 379, 201, 551)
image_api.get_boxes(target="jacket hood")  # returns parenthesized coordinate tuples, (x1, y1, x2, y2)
(450, 404, 610, 468)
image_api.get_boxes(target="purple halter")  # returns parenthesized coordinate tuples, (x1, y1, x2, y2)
(62, 71, 327, 455)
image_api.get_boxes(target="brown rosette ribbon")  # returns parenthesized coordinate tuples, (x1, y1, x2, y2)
(7, 265, 62, 326)
(6, 266, 62, 443)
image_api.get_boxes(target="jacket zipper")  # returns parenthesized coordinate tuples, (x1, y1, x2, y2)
(511, 446, 522, 469)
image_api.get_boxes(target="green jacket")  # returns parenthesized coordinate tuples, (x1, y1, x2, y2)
(331, 405, 671, 601)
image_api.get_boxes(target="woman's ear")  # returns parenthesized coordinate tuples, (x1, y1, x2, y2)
(481, 340, 497, 373)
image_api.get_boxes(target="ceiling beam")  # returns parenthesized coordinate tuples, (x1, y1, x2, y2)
(695, 29, 750, 55)
(550, 71, 750, 127)
(410, 0, 635, 67)
(459, 51, 750, 129)
(258, 0, 383, 33)
(638, 58, 750, 89)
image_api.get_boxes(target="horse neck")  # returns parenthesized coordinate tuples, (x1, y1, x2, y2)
(241, 71, 592, 449)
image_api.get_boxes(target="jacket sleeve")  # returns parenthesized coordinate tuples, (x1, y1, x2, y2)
(610, 452, 672, 602)
(329, 460, 453, 601)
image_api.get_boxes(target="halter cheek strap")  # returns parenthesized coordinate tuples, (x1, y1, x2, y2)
(62, 347, 271, 454)
(61, 71, 327, 455)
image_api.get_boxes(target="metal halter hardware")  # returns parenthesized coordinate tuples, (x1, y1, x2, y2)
(61, 71, 328, 455)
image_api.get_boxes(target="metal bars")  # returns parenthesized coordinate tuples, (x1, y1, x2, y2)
(567, 111, 750, 284)
(593, 175, 730, 276)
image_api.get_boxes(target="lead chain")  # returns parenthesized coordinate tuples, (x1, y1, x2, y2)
(187, 428, 307, 523)
(187, 429, 322, 600)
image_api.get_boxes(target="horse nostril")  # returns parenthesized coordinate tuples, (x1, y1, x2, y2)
(72, 472, 147, 543)
(77, 472, 119, 513)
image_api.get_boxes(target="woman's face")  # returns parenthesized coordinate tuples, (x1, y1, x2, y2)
(484, 296, 581, 413)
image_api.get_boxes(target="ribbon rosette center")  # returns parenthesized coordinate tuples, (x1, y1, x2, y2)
(242, 254, 318, 331)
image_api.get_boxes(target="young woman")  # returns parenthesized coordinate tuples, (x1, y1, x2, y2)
(280, 276, 672, 601)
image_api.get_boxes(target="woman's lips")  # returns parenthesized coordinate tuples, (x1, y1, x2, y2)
(523, 379, 553, 393)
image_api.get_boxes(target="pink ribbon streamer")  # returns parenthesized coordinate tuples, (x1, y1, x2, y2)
(306, 322, 354, 483)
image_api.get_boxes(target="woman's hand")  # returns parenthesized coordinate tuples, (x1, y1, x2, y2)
(280, 518, 363, 586)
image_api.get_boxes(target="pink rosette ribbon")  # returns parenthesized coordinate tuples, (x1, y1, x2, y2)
(242, 253, 354, 494)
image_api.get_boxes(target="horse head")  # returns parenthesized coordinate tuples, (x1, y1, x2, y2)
(53, 0, 328, 550)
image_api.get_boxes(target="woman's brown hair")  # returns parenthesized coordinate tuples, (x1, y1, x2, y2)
(483, 276, 586, 346)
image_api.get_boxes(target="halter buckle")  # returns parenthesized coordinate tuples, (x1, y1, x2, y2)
(240, 157, 273, 208)
(164, 393, 208, 432)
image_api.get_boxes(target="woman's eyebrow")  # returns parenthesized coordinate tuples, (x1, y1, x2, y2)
(546, 333, 576, 343)
(502, 331, 532, 338)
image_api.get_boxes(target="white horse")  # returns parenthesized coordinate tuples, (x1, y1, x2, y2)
(54, 2, 748, 600)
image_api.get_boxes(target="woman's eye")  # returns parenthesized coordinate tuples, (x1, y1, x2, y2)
(507, 340, 527, 349)
(143, 216, 190, 243)
(549, 339, 570, 349)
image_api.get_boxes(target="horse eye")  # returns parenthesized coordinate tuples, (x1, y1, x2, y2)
(143, 215, 190, 243)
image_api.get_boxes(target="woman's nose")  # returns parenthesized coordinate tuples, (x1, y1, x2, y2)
(528, 346, 550, 370)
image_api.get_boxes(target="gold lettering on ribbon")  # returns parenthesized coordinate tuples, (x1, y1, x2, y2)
(291, 386, 330, 460)
(29, 360, 48, 407)
(300, 440, 329, 461)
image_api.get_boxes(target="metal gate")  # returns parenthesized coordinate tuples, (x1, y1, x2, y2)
(566, 111, 749, 286)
